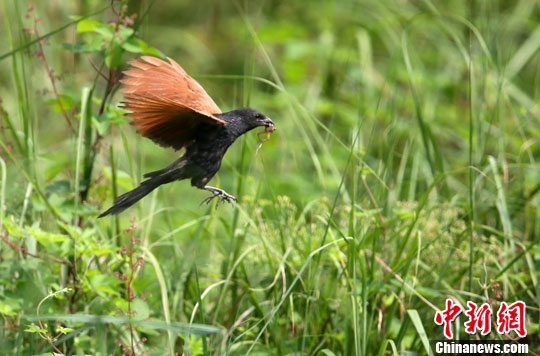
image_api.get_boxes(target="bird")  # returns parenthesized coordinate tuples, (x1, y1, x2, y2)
(98, 56, 275, 217)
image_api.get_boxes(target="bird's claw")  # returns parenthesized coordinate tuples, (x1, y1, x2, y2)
(201, 188, 236, 207)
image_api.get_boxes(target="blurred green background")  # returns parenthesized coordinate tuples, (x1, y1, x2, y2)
(1, 0, 539, 354)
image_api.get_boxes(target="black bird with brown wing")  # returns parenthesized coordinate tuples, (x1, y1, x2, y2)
(98, 56, 275, 217)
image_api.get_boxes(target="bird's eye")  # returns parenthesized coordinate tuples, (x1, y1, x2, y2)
(255, 113, 262, 119)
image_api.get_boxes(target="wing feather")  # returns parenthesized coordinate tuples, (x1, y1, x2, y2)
(120, 56, 224, 150)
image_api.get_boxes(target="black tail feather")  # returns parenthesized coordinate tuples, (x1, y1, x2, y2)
(143, 158, 186, 179)
(98, 178, 163, 218)
(98, 157, 187, 218)
(143, 167, 168, 179)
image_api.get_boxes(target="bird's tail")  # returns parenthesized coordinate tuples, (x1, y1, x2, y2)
(142, 157, 185, 179)
(143, 167, 168, 179)
(98, 175, 169, 218)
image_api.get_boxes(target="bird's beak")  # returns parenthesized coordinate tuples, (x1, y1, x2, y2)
(264, 118, 276, 132)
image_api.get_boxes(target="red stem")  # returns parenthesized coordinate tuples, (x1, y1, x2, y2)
(33, 23, 76, 134)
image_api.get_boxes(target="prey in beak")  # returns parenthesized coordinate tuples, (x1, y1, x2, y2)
(256, 119, 276, 153)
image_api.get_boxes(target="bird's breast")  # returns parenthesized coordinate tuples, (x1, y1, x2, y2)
(185, 129, 234, 177)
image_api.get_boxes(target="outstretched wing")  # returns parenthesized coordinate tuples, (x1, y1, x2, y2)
(121, 56, 224, 150)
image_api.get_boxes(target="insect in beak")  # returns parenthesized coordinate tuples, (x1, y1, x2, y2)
(256, 122, 276, 154)
(266, 122, 276, 132)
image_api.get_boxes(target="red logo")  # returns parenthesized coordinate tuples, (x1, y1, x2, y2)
(464, 302, 492, 335)
(435, 299, 527, 339)
(496, 301, 527, 337)
(434, 299, 463, 339)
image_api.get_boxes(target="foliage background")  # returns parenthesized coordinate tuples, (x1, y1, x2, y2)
(0, 0, 539, 354)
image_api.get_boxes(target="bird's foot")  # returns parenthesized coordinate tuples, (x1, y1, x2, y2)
(201, 186, 237, 207)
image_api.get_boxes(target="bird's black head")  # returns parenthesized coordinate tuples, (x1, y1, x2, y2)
(217, 107, 275, 137)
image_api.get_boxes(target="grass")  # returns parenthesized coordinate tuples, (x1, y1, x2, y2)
(0, 0, 539, 355)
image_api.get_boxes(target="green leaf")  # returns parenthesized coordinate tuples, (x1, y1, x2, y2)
(0, 297, 22, 316)
(121, 37, 145, 53)
(76, 17, 103, 33)
(3, 216, 25, 238)
(93, 111, 126, 135)
(44, 94, 76, 113)
(92, 114, 110, 135)
(82, 242, 114, 257)
(185, 334, 203, 355)
(121, 37, 161, 57)
(102, 167, 134, 191)
(45, 180, 71, 194)
(131, 298, 150, 320)
(93, 24, 114, 40)
(62, 38, 104, 54)
(377, 339, 399, 356)
(56, 326, 74, 334)
(25, 323, 47, 334)
(104, 43, 124, 69)
(86, 270, 121, 296)
(407, 309, 433, 356)
(27, 226, 70, 247)
(43, 152, 70, 181)
(116, 26, 134, 41)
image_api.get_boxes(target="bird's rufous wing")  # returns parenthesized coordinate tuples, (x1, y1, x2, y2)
(121, 56, 224, 150)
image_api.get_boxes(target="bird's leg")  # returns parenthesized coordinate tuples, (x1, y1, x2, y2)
(201, 186, 237, 206)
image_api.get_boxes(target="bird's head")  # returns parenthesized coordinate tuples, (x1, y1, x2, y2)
(234, 107, 275, 131)
(219, 107, 275, 136)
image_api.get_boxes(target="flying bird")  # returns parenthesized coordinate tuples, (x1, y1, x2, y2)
(98, 56, 275, 217)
